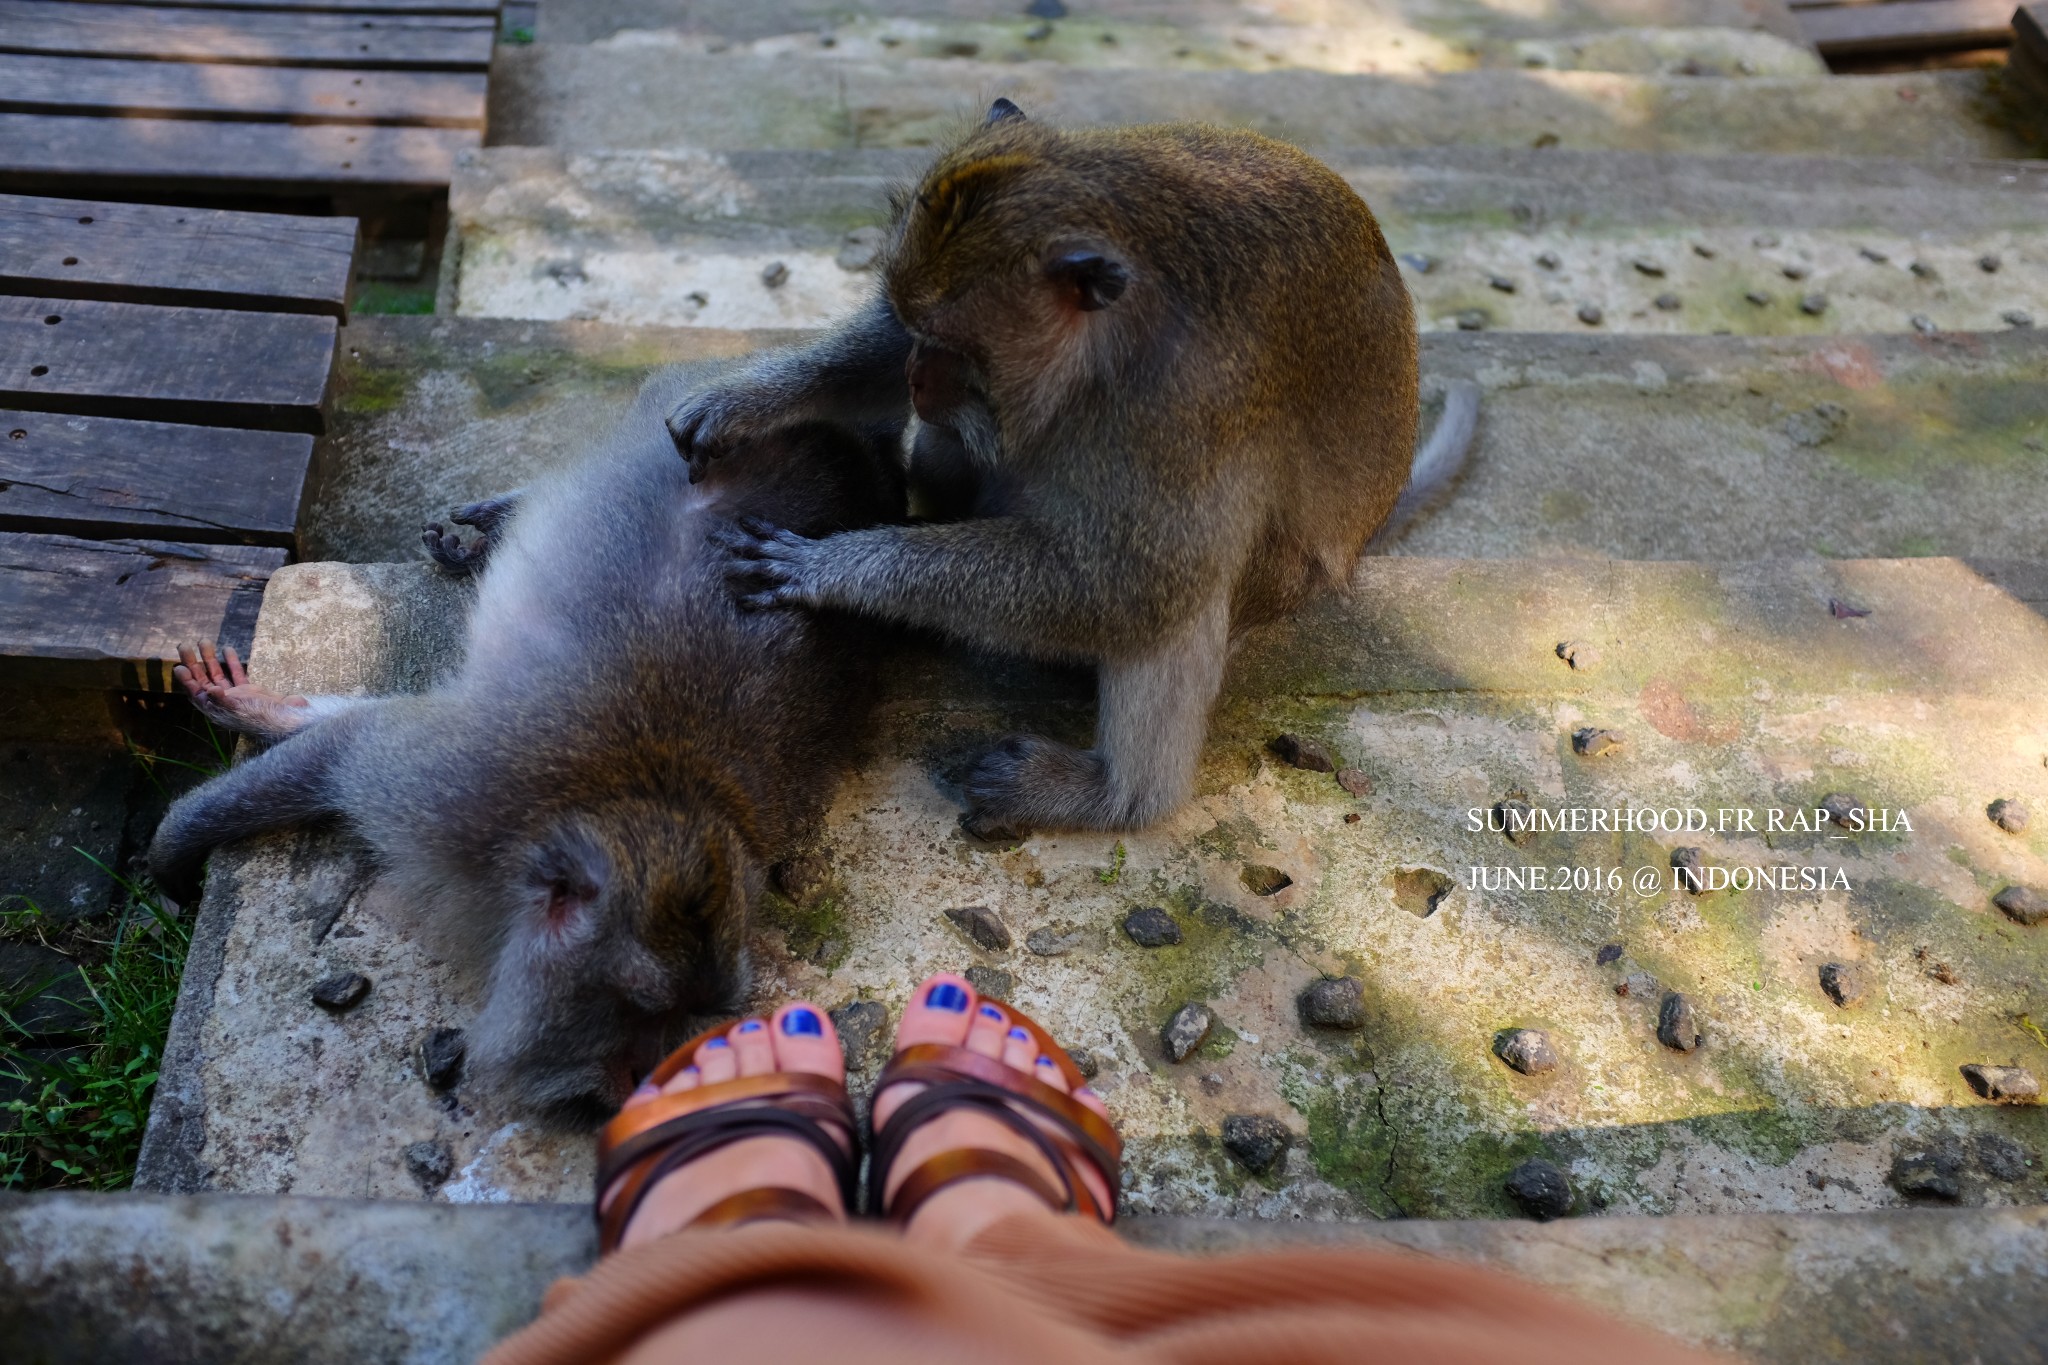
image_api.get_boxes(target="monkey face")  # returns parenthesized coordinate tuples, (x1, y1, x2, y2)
(468, 805, 754, 1128)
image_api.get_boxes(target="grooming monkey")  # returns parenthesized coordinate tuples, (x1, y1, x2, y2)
(675, 101, 1478, 838)
(149, 366, 904, 1123)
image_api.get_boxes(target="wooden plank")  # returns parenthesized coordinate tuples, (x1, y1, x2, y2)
(0, 53, 488, 127)
(0, 115, 477, 193)
(0, 409, 310, 545)
(1801, 0, 2015, 52)
(0, 195, 356, 318)
(0, 1, 496, 70)
(64, 0, 500, 13)
(0, 296, 337, 434)
(2020, 2, 2047, 59)
(0, 531, 284, 690)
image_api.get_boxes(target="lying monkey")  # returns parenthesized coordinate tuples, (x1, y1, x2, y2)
(676, 101, 1479, 839)
(148, 366, 904, 1123)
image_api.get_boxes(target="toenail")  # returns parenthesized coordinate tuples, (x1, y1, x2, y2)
(1076, 1086, 1097, 1098)
(703, 1038, 730, 1049)
(926, 982, 970, 1012)
(737, 1020, 765, 1034)
(1008, 1027, 1030, 1042)
(632, 1082, 659, 1098)
(979, 1004, 1006, 1021)
(1034, 1055, 1055, 1066)
(683, 1065, 700, 1078)
(782, 1008, 823, 1036)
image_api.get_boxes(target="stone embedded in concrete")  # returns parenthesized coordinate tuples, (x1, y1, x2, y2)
(1239, 863, 1292, 896)
(1820, 792, 1866, 829)
(1961, 1065, 2042, 1105)
(965, 965, 1014, 1000)
(404, 1139, 454, 1191)
(1892, 1143, 1965, 1201)
(1122, 906, 1183, 947)
(1995, 886, 2046, 926)
(419, 1028, 467, 1093)
(1220, 1114, 1292, 1176)
(1336, 768, 1372, 798)
(1162, 1003, 1214, 1062)
(1571, 727, 1623, 757)
(1298, 977, 1368, 1030)
(828, 999, 889, 1072)
(1817, 961, 1871, 1009)
(1494, 1028, 1561, 1076)
(944, 905, 1012, 952)
(1505, 1157, 1575, 1219)
(1657, 993, 1702, 1053)
(1025, 924, 1085, 956)
(1988, 798, 2029, 834)
(311, 972, 371, 1014)
(1671, 846, 1705, 895)
(1267, 733, 1336, 772)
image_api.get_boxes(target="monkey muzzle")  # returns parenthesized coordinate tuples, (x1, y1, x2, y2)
(907, 341, 975, 427)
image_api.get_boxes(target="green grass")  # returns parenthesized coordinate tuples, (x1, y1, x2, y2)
(0, 859, 193, 1190)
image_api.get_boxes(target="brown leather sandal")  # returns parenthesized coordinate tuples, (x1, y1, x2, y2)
(594, 1024, 857, 1251)
(868, 1001, 1122, 1226)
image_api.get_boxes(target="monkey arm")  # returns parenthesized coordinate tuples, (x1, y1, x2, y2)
(667, 293, 912, 478)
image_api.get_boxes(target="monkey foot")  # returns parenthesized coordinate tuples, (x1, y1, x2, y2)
(173, 641, 312, 741)
(422, 521, 486, 576)
(603, 1001, 853, 1248)
(959, 734, 1107, 840)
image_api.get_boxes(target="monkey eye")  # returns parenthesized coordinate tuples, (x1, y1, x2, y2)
(1046, 252, 1130, 311)
(543, 880, 580, 926)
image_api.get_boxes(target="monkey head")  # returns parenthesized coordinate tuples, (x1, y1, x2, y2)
(465, 799, 755, 1127)
(886, 100, 1139, 442)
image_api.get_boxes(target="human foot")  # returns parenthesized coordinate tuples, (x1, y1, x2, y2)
(870, 973, 1120, 1250)
(598, 1002, 854, 1250)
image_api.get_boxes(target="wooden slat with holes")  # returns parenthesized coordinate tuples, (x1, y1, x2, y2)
(0, 194, 357, 318)
(0, 1, 497, 70)
(0, 531, 284, 690)
(0, 53, 488, 126)
(0, 409, 311, 545)
(65, 0, 500, 13)
(1800, 0, 2015, 53)
(0, 115, 478, 193)
(0, 296, 338, 434)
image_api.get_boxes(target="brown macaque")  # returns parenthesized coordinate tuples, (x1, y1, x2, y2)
(148, 364, 905, 1125)
(673, 100, 1477, 838)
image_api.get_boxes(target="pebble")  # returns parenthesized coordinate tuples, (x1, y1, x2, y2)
(2004, 311, 2035, 329)
(1571, 727, 1623, 758)
(419, 1027, 466, 1092)
(1337, 767, 1374, 798)
(1974, 1133, 2031, 1182)
(1494, 1028, 1560, 1076)
(1240, 864, 1293, 896)
(1398, 253, 1437, 274)
(1692, 242, 1717, 259)
(1630, 257, 1666, 277)
(1671, 846, 1705, 894)
(1799, 293, 1828, 316)
(685, 290, 709, 308)
(964, 965, 1013, 1000)
(1495, 794, 1536, 846)
(311, 972, 371, 1013)
(1299, 977, 1367, 1030)
(1268, 733, 1336, 773)
(1995, 886, 2045, 926)
(1025, 924, 1084, 956)
(1454, 310, 1487, 331)
(1596, 943, 1624, 966)
(1576, 304, 1602, 326)
(835, 226, 887, 272)
(1859, 246, 1889, 263)
(829, 1000, 889, 1071)
(1745, 290, 1773, 307)
(1122, 906, 1183, 947)
(1910, 314, 1937, 335)
(945, 905, 1012, 952)
(1656, 993, 1701, 1052)
(1780, 262, 1809, 280)
(1890, 1142, 1963, 1200)
(1220, 1114, 1293, 1176)
(1162, 1002, 1214, 1062)
(1820, 793, 1866, 829)
(1961, 1064, 2042, 1104)
(1988, 798, 2029, 834)
(1653, 293, 1682, 311)
(1979, 253, 2002, 273)
(1616, 971, 1658, 1000)
(1067, 1046, 1100, 1080)
(1504, 1158, 1574, 1219)
(1783, 401, 1848, 447)
(1488, 274, 1518, 294)
(1909, 260, 1938, 280)
(404, 1139, 454, 1190)
(1024, 0, 1067, 18)
(1555, 640, 1599, 671)
(760, 261, 789, 289)
(1827, 598, 1870, 619)
(1817, 961, 1871, 1008)
(1536, 251, 1561, 270)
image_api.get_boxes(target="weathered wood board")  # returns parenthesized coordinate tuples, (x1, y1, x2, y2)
(0, 115, 479, 193)
(0, 53, 488, 126)
(0, 1, 496, 70)
(1799, 0, 2014, 52)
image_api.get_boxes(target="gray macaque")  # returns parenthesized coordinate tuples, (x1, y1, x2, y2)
(674, 102, 1479, 839)
(148, 366, 904, 1124)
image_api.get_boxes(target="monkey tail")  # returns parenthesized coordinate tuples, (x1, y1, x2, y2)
(1367, 379, 1480, 551)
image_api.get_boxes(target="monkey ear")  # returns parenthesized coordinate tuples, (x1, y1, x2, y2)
(1046, 251, 1131, 311)
(985, 98, 1027, 126)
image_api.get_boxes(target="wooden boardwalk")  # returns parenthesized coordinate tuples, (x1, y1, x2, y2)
(1790, 0, 2020, 60)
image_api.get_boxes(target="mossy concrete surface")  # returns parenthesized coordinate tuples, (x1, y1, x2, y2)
(138, 557, 2048, 1228)
(6, 1193, 2044, 1362)
(308, 317, 2048, 565)
(446, 146, 2048, 336)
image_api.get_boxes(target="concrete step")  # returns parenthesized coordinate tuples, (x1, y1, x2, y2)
(302, 318, 2048, 565)
(9, 1192, 2045, 1362)
(447, 144, 2048, 335)
(485, 47, 2040, 160)
(137, 551, 2048, 1224)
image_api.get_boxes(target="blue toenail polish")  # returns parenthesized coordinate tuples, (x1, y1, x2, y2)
(703, 1037, 729, 1049)
(632, 1082, 659, 1098)
(926, 982, 970, 1012)
(1008, 1027, 1030, 1042)
(1035, 1056, 1055, 1066)
(737, 1020, 765, 1034)
(782, 1008, 823, 1036)
(683, 1066, 700, 1077)
(980, 1004, 1005, 1021)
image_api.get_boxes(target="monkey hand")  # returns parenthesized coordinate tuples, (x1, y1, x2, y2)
(667, 385, 777, 483)
(713, 516, 826, 611)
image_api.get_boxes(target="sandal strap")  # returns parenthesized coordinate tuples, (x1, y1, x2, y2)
(688, 1186, 840, 1230)
(885, 1149, 1068, 1227)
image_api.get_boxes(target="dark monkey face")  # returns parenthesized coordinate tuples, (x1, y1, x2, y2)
(468, 803, 754, 1127)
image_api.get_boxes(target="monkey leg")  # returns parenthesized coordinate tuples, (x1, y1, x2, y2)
(422, 490, 525, 577)
(961, 593, 1230, 839)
